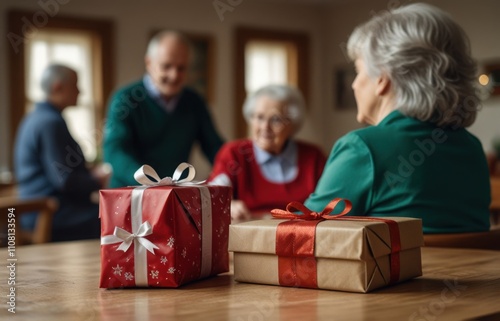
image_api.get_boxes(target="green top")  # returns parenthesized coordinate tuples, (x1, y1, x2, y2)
(305, 110, 491, 233)
(103, 81, 224, 187)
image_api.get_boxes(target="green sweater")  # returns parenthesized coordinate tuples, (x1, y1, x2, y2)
(305, 110, 491, 234)
(104, 81, 224, 187)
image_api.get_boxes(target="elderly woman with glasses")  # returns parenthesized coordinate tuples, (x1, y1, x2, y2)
(208, 84, 326, 220)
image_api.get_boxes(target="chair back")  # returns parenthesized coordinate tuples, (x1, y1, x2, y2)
(490, 177, 500, 226)
(0, 196, 58, 246)
(424, 228, 500, 251)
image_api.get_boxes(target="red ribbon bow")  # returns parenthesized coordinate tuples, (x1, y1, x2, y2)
(271, 198, 401, 289)
(271, 198, 352, 220)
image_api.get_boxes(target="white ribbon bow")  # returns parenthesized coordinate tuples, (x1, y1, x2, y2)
(101, 221, 159, 254)
(134, 162, 204, 186)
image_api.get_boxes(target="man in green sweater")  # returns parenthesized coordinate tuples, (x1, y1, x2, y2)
(103, 30, 224, 187)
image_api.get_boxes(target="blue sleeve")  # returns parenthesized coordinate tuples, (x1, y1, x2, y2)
(40, 118, 100, 198)
(304, 133, 374, 215)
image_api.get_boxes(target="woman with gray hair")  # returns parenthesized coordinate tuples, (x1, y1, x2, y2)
(208, 84, 326, 220)
(305, 3, 490, 233)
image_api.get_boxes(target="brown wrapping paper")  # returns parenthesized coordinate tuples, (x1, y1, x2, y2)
(229, 217, 423, 293)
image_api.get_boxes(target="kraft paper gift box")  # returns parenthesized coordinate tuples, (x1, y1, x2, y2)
(99, 164, 231, 288)
(229, 199, 424, 293)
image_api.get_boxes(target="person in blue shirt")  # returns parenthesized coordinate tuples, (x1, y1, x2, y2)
(14, 64, 109, 241)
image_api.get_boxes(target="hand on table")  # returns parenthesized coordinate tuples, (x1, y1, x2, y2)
(230, 200, 252, 221)
(90, 162, 112, 188)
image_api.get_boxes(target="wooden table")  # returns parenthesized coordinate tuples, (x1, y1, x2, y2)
(1, 241, 499, 321)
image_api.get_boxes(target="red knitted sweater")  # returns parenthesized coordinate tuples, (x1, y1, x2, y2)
(208, 139, 326, 212)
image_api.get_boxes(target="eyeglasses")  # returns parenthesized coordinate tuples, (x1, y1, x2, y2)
(250, 114, 291, 130)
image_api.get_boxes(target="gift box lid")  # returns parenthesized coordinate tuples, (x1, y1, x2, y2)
(229, 217, 423, 261)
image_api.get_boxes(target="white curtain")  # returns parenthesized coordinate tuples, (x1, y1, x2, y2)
(245, 41, 289, 94)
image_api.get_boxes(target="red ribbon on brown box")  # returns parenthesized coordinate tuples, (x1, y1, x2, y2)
(271, 198, 401, 289)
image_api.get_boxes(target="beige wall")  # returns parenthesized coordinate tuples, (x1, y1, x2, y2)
(325, 0, 500, 152)
(1, 0, 499, 179)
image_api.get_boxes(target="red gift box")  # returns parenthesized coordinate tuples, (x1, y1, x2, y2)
(99, 164, 231, 288)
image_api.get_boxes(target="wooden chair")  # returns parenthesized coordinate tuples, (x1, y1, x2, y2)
(424, 228, 500, 251)
(490, 177, 500, 226)
(0, 196, 58, 245)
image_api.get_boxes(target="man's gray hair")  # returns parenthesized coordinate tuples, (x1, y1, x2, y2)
(40, 64, 75, 96)
(243, 84, 306, 133)
(347, 3, 479, 128)
(146, 30, 192, 59)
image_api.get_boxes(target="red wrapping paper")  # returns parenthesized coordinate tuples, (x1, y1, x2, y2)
(99, 184, 231, 288)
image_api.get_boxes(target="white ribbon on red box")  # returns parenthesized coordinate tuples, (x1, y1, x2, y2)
(101, 163, 212, 286)
(101, 222, 158, 254)
(134, 163, 204, 186)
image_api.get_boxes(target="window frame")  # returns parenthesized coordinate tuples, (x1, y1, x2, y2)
(6, 10, 114, 167)
(234, 26, 310, 138)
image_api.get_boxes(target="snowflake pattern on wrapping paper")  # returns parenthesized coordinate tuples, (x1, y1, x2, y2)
(218, 224, 225, 237)
(124, 272, 134, 281)
(167, 236, 175, 248)
(167, 267, 176, 274)
(181, 248, 187, 258)
(150, 270, 159, 279)
(184, 201, 192, 211)
(160, 256, 168, 265)
(112, 264, 123, 276)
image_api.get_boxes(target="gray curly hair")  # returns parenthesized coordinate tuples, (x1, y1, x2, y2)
(347, 3, 479, 128)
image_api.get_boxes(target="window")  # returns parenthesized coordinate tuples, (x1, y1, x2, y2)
(25, 30, 97, 161)
(234, 27, 309, 138)
(245, 41, 297, 95)
(6, 10, 114, 173)
(245, 40, 298, 94)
